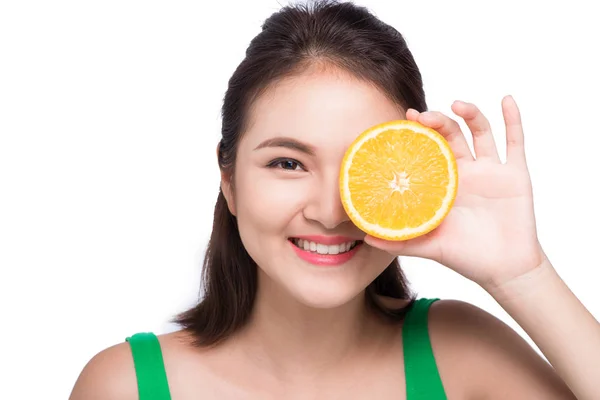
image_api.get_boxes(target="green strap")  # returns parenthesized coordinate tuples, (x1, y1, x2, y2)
(403, 298, 447, 400)
(126, 332, 172, 400)
(124, 302, 443, 400)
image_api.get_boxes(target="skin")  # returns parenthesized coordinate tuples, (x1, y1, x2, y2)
(69, 66, 598, 399)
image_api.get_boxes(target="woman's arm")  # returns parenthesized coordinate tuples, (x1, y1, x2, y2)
(484, 258, 600, 400)
(364, 97, 599, 398)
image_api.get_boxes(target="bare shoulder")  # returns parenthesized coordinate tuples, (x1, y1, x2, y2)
(68, 339, 138, 400)
(427, 299, 576, 399)
(69, 330, 192, 400)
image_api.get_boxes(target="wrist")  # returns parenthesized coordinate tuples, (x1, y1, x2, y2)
(483, 255, 554, 302)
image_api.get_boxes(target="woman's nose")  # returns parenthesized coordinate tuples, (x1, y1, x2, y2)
(302, 173, 350, 230)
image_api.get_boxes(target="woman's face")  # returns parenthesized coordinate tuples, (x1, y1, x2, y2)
(223, 68, 405, 309)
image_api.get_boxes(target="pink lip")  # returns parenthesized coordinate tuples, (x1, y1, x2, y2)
(289, 238, 362, 267)
(292, 235, 361, 245)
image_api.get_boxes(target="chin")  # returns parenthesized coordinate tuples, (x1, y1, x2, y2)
(285, 278, 366, 309)
(251, 240, 389, 310)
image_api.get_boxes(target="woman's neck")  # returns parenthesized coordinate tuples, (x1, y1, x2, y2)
(231, 272, 389, 382)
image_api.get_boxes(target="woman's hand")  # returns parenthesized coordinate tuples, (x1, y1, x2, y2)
(365, 96, 547, 290)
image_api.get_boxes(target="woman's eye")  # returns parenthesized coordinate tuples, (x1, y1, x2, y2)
(268, 158, 305, 171)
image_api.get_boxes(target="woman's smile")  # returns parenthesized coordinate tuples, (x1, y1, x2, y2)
(288, 235, 364, 266)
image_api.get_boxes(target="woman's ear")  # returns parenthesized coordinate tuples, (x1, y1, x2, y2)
(217, 143, 236, 216)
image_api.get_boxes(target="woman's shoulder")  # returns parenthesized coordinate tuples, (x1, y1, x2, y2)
(425, 298, 574, 398)
(377, 296, 572, 397)
(69, 330, 195, 400)
(69, 338, 139, 399)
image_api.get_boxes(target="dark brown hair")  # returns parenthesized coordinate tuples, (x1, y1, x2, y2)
(174, 0, 426, 347)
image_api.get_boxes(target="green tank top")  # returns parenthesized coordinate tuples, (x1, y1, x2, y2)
(125, 297, 446, 399)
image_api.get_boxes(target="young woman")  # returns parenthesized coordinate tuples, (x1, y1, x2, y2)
(70, 1, 599, 399)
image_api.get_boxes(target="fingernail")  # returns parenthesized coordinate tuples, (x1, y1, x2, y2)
(363, 235, 376, 246)
(502, 95, 515, 105)
(419, 112, 434, 121)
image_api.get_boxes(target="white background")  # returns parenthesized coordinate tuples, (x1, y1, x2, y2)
(1, 0, 599, 398)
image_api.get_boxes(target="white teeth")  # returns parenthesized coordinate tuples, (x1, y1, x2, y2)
(292, 239, 358, 254)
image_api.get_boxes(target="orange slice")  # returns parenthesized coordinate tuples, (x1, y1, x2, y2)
(340, 120, 458, 241)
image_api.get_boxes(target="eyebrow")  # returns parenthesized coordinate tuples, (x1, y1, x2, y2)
(253, 136, 316, 156)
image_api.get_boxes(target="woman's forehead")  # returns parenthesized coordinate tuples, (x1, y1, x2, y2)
(242, 70, 405, 151)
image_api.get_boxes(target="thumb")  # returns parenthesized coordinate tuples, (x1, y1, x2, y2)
(363, 233, 437, 260)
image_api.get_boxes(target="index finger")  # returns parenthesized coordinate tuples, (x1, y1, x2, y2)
(413, 110, 475, 161)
